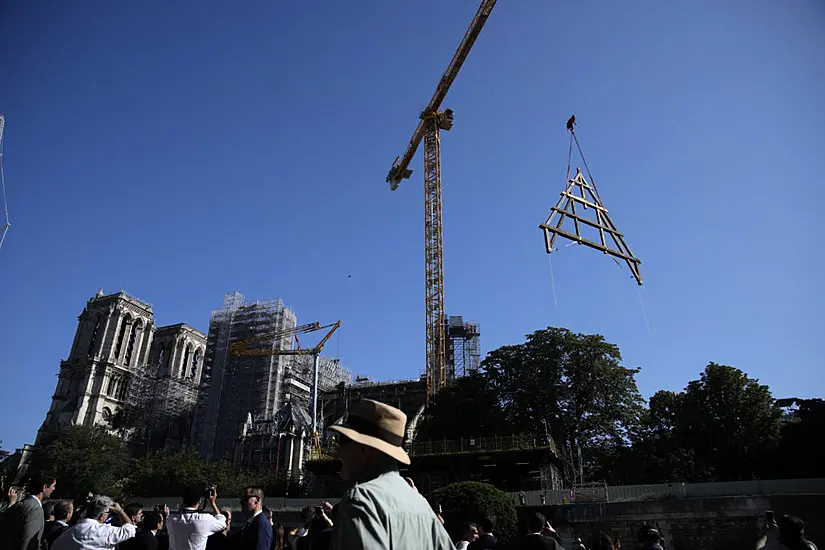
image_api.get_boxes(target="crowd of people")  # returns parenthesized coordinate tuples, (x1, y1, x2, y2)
(0, 399, 818, 550)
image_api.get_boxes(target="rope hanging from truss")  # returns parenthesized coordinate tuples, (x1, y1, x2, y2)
(0, 114, 10, 251)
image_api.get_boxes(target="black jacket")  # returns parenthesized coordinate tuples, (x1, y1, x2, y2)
(43, 521, 69, 548)
(513, 533, 565, 550)
(470, 533, 498, 550)
(238, 513, 273, 550)
(119, 531, 159, 550)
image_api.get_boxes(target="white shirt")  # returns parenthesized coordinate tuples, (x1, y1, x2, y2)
(166, 508, 227, 550)
(51, 518, 136, 550)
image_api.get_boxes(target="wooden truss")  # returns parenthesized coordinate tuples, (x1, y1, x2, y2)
(540, 167, 643, 285)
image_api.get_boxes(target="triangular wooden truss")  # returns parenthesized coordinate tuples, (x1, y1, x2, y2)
(540, 167, 643, 285)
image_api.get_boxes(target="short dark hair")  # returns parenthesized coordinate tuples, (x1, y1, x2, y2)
(462, 522, 478, 535)
(142, 511, 163, 531)
(245, 487, 265, 500)
(26, 472, 56, 495)
(263, 507, 273, 520)
(637, 525, 660, 544)
(182, 485, 203, 507)
(479, 515, 495, 534)
(528, 513, 546, 533)
(54, 501, 73, 521)
(43, 501, 56, 519)
(125, 503, 144, 519)
(594, 531, 615, 550)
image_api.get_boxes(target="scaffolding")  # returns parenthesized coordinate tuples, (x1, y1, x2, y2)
(191, 292, 297, 461)
(284, 355, 352, 414)
(446, 316, 481, 379)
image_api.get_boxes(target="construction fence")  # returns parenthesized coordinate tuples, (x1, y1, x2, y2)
(137, 478, 825, 512)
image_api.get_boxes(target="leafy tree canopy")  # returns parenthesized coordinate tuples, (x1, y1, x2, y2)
(30, 425, 130, 498)
(433, 481, 518, 542)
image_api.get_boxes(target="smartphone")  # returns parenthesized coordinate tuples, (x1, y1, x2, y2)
(766, 511, 775, 523)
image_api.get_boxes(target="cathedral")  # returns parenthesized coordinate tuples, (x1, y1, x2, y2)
(39, 290, 205, 452)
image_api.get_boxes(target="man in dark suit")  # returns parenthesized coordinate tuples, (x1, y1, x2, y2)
(514, 513, 565, 550)
(238, 487, 272, 550)
(469, 516, 497, 550)
(120, 510, 163, 550)
(43, 501, 73, 548)
(6, 472, 57, 550)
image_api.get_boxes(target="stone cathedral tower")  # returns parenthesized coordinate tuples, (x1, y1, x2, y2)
(40, 291, 155, 433)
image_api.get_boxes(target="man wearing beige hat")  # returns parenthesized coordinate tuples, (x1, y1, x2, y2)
(329, 399, 453, 550)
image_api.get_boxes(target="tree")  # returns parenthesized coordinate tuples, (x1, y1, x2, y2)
(416, 373, 508, 440)
(480, 327, 644, 478)
(774, 398, 825, 478)
(610, 363, 782, 483)
(433, 482, 518, 542)
(121, 449, 210, 497)
(673, 363, 780, 480)
(30, 425, 130, 498)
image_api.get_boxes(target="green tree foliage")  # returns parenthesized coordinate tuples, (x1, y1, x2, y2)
(774, 398, 825, 478)
(121, 449, 211, 497)
(30, 425, 130, 498)
(597, 363, 782, 483)
(121, 450, 304, 498)
(433, 482, 517, 542)
(482, 328, 644, 451)
(476, 327, 644, 481)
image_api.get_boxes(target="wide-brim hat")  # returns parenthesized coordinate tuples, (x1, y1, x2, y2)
(329, 399, 411, 465)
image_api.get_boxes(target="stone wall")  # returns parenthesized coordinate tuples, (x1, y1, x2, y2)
(519, 495, 824, 550)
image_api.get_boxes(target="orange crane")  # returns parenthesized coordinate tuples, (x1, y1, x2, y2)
(386, 0, 496, 401)
(230, 320, 341, 447)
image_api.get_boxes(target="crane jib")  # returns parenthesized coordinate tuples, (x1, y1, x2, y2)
(385, 0, 497, 190)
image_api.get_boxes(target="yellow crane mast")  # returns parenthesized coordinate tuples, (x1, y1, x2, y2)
(386, 0, 497, 401)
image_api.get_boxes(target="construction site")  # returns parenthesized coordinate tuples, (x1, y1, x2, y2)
(27, 0, 646, 490)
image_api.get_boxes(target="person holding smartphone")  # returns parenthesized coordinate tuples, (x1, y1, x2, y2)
(165, 486, 226, 550)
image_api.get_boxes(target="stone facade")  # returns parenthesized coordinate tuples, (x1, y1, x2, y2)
(39, 291, 205, 454)
(41, 291, 155, 433)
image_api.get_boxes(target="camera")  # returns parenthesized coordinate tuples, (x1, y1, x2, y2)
(203, 485, 216, 499)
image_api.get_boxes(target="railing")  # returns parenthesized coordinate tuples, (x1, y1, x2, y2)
(132, 478, 825, 512)
(307, 433, 557, 461)
(410, 434, 558, 456)
(511, 478, 825, 505)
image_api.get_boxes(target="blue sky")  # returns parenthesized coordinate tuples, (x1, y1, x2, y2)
(1, 1, 823, 451)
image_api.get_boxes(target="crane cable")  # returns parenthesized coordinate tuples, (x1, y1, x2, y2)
(568, 127, 603, 204)
(0, 117, 9, 250)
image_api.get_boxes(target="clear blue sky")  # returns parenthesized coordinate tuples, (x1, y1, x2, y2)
(1, 1, 823, 451)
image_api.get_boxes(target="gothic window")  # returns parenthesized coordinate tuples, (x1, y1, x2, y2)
(114, 315, 131, 360)
(87, 315, 101, 357)
(192, 349, 200, 378)
(124, 321, 142, 367)
(106, 375, 114, 396)
(119, 380, 128, 400)
(182, 345, 191, 378)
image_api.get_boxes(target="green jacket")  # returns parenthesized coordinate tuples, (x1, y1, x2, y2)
(331, 471, 454, 550)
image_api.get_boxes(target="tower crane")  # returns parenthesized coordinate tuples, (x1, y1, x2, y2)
(230, 320, 342, 447)
(386, 0, 496, 401)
